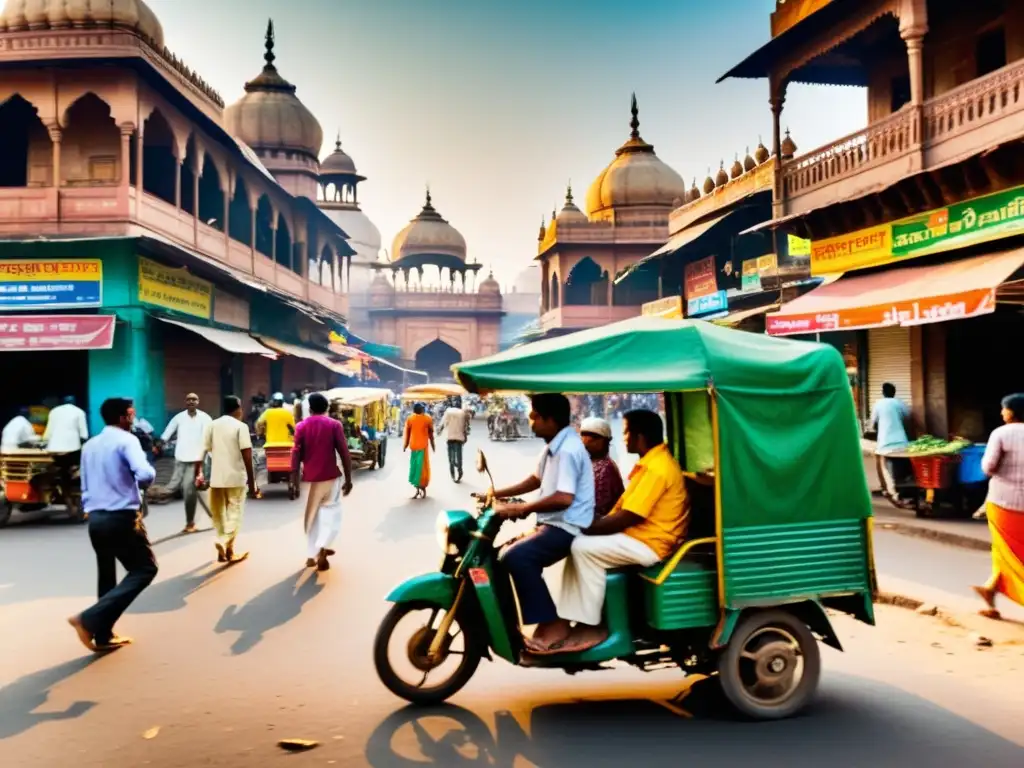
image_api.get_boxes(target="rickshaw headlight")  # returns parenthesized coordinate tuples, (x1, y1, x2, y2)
(435, 509, 477, 556)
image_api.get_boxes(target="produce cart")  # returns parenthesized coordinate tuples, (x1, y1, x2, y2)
(888, 437, 988, 517)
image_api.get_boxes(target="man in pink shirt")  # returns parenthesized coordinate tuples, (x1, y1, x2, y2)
(291, 393, 353, 571)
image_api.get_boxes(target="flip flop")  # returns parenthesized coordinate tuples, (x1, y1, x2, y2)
(979, 608, 1002, 620)
(526, 635, 594, 656)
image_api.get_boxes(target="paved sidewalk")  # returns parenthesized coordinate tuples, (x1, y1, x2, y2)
(872, 497, 991, 551)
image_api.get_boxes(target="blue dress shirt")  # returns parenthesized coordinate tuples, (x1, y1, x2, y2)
(534, 426, 595, 534)
(81, 426, 157, 514)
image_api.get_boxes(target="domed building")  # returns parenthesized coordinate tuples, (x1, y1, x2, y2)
(535, 95, 685, 338)
(224, 21, 323, 200)
(366, 188, 502, 380)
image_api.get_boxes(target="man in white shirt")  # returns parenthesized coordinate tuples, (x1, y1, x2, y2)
(43, 396, 89, 493)
(160, 392, 213, 534)
(437, 398, 470, 482)
(198, 396, 257, 564)
(1, 407, 40, 451)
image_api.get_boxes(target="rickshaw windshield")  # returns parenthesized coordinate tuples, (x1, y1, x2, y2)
(453, 316, 873, 532)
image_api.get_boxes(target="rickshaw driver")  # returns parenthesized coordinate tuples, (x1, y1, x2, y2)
(550, 409, 689, 654)
(256, 393, 296, 446)
(490, 394, 595, 653)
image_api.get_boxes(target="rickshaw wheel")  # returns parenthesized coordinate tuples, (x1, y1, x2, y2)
(718, 609, 821, 721)
(0, 500, 12, 528)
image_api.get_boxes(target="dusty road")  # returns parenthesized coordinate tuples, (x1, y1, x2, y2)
(1, 428, 1022, 766)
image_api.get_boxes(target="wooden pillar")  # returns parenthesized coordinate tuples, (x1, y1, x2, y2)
(769, 78, 787, 218)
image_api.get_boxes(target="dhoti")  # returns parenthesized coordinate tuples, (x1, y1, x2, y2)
(559, 533, 660, 626)
(208, 486, 246, 547)
(304, 478, 343, 559)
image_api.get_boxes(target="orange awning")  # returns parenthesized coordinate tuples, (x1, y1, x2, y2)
(766, 248, 1024, 336)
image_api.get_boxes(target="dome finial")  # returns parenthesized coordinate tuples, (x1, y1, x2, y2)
(425, 184, 432, 209)
(629, 92, 640, 140)
(264, 19, 276, 70)
(335, 130, 341, 151)
(566, 180, 574, 204)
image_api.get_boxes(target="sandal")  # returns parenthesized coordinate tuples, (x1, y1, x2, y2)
(979, 608, 1002, 620)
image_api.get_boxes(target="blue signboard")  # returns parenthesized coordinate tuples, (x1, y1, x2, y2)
(0, 259, 103, 311)
(687, 290, 728, 317)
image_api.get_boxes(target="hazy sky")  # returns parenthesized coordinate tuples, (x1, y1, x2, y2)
(152, 0, 866, 286)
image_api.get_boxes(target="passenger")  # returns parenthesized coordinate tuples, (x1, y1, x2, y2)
(580, 417, 624, 518)
(1, 407, 40, 451)
(490, 394, 594, 653)
(553, 409, 689, 654)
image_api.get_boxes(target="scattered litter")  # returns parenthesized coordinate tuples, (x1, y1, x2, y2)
(142, 727, 161, 740)
(970, 633, 994, 648)
(916, 604, 938, 616)
(277, 739, 319, 752)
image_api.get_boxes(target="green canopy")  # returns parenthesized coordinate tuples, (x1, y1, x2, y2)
(455, 317, 872, 532)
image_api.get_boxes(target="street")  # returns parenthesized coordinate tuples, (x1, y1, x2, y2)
(1, 427, 1023, 767)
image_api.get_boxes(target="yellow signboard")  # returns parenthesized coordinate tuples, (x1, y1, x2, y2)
(757, 253, 778, 275)
(642, 296, 683, 319)
(787, 235, 811, 257)
(138, 257, 212, 319)
(810, 225, 891, 275)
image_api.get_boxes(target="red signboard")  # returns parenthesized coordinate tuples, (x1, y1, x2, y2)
(0, 314, 116, 351)
(766, 288, 996, 336)
(684, 256, 717, 299)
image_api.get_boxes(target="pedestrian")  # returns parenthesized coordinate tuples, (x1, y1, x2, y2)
(291, 393, 353, 571)
(160, 393, 213, 534)
(973, 393, 1024, 620)
(198, 396, 257, 565)
(580, 417, 624, 518)
(870, 382, 910, 505)
(1, 406, 40, 451)
(67, 398, 157, 653)
(438, 396, 470, 482)
(403, 402, 435, 499)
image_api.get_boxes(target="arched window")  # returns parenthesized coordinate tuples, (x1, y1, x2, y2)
(0, 95, 51, 187)
(61, 93, 120, 186)
(198, 155, 224, 231)
(229, 176, 252, 245)
(255, 195, 274, 258)
(140, 109, 176, 204)
(275, 215, 293, 272)
(564, 257, 608, 306)
(550, 274, 560, 309)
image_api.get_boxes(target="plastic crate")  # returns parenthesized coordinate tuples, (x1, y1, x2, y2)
(957, 444, 988, 485)
(910, 454, 960, 490)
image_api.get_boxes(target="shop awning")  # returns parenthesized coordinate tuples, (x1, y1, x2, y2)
(616, 213, 732, 284)
(766, 249, 1024, 336)
(157, 318, 278, 358)
(713, 303, 780, 327)
(255, 336, 351, 375)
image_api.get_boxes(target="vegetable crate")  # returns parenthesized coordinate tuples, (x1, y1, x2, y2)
(910, 454, 960, 490)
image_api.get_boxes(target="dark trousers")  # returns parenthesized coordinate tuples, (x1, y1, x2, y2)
(447, 440, 464, 478)
(499, 525, 574, 625)
(80, 511, 158, 643)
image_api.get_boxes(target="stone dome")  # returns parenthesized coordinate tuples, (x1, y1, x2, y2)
(754, 140, 770, 165)
(584, 94, 686, 218)
(321, 208, 380, 259)
(730, 156, 744, 179)
(556, 183, 588, 224)
(224, 20, 323, 160)
(390, 189, 467, 263)
(715, 161, 729, 188)
(320, 136, 361, 178)
(781, 129, 798, 159)
(478, 271, 501, 295)
(0, 0, 164, 45)
(688, 179, 700, 202)
(370, 271, 394, 294)
(514, 264, 540, 295)
(702, 173, 715, 195)
(743, 148, 757, 173)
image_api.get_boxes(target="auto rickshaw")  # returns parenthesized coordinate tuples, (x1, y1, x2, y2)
(324, 387, 392, 470)
(373, 317, 876, 720)
(0, 448, 85, 527)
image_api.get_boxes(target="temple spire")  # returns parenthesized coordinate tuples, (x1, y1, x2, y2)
(264, 19, 276, 70)
(335, 130, 342, 151)
(565, 180, 574, 205)
(629, 92, 640, 140)
(425, 184, 432, 209)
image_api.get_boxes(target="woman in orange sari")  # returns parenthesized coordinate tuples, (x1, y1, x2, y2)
(403, 403, 435, 499)
(973, 393, 1024, 619)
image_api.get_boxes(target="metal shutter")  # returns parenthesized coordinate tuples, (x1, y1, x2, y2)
(867, 326, 913, 413)
(162, 324, 228, 419)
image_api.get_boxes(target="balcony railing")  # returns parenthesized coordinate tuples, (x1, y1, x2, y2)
(780, 57, 1024, 203)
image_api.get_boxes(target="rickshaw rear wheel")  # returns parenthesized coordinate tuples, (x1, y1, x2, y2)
(718, 609, 821, 721)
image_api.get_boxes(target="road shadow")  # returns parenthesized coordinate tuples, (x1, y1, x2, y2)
(214, 569, 324, 655)
(364, 674, 1024, 767)
(0, 656, 100, 740)
(128, 562, 227, 614)
(373, 500, 438, 544)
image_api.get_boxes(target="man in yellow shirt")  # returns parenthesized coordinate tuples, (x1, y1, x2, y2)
(554, 409, 688, 653)
(256, 393, 296, 446)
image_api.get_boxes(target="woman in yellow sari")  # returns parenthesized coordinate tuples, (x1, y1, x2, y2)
(403, 403, 435, 499)
(973, 393, 1024, 619)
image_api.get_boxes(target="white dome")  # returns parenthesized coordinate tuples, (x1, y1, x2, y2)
(321, 207, 381, 263)
(0, 0, 164, 45)
(513, 265, 540, 295)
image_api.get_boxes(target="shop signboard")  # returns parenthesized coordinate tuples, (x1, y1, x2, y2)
(0, 259, 102, 311)
(687, 290, 728, 317)
(741, 259, 761, 293)
(810, 183, 1024, 275)
(641, 296, 683, 319)
(765, 287, 996, 336)
(787, 235, 811, 257)
(138, 257, 212, 319)
(0, 314, 116, 351)
(684, 256, 717, 299)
